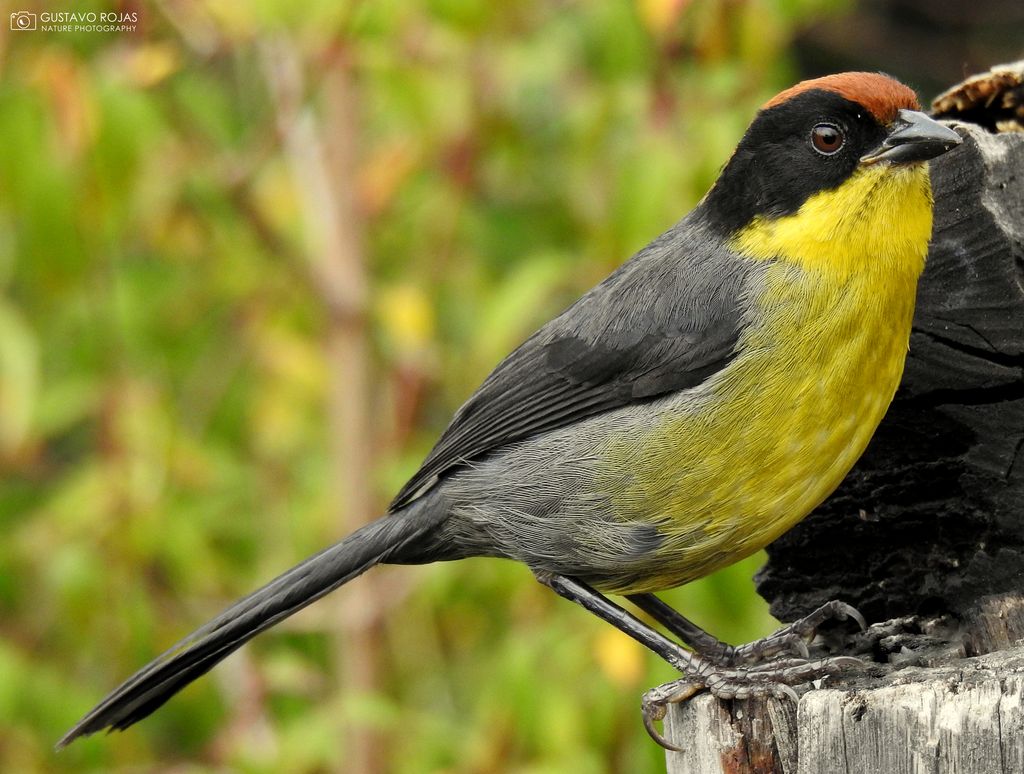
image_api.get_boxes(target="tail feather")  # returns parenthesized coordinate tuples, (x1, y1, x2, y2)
(57, 505, 441, 749)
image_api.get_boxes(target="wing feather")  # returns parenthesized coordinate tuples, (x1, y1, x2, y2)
(389, 218, 752, 511)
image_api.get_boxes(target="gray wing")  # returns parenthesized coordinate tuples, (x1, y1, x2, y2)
(389, 218, 751, 512)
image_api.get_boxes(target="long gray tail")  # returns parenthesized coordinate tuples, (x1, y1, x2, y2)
(57, 502, 443, 749)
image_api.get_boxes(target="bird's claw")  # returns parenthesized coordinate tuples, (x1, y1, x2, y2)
(731, 631, 810, 664)
(726, 600, 867, 666)
(639, 653, 864, 750)
(642, 702, 681, 752)
(641, 678, 702, 752)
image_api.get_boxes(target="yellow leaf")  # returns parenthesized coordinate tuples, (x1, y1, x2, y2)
(252, 160, 302, 238)
(637, 0, 689, 36)
(206, 0, 256, 40)
(124, 43, 180, 88)
(594, 627, 645, 687)
(358, 141, 420, 216)
(377, 284, 434, 355)
(255, 327, 327, 394)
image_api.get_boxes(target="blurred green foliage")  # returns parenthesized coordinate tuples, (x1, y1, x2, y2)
(1, 0, 847, 771)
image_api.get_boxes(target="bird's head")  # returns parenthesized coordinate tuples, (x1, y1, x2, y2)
(701, 72, 962, 278)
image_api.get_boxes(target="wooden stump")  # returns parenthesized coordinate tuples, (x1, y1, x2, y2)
(665, 596, 1024, 773)
(665, 63, 1024, 773)
(666, 646, 1024, 774)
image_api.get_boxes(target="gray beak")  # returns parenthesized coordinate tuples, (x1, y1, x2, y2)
(861, 109, 962, 165)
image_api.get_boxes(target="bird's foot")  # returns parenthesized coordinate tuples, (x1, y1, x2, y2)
(626, 594, 866, 668)
(725, 600, 867, 666)
(640, 654, 864, 750)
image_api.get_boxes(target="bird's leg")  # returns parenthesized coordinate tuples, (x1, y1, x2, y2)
(627, 594, 866, 666)
(535, 572, 714, 750)
(535, 573, 707, 674)
(536, 573, 863, 750)
(627, 593, 779, 664)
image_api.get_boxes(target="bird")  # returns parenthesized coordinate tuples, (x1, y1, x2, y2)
(58, 72, 961, 750)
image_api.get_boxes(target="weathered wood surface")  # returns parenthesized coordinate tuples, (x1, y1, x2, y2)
(666, 595, 1024, 774)
(666, 646, 1024, 774)
(666, 65, 1024, 772)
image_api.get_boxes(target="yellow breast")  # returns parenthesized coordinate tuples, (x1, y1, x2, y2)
(600, 162, 932, 593)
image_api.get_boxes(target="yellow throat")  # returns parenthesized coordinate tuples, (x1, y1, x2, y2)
(730, 162, 932, 278)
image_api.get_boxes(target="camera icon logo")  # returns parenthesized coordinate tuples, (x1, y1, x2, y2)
(10, 11, 36, 30)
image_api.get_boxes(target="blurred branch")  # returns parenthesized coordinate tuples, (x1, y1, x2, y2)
(261, 39, 368, 319)
(261, 35, 384, 773)
(152, 0, 223, 59)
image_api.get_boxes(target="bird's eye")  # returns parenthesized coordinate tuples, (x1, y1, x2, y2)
(810, 123, 844, 155)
